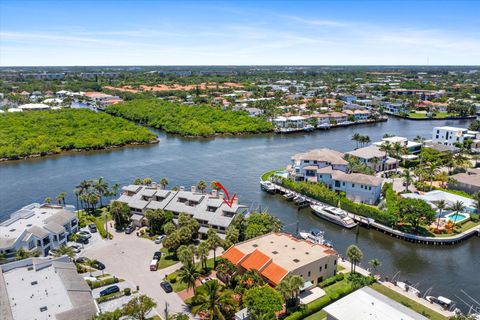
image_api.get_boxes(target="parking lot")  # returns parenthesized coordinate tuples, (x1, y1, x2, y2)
(80, 230, 190, 318)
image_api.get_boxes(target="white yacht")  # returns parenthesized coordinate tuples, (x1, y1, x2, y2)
(299, 228, 332, 247)
(260, 180, 276, 193)
(310, 204, 358, 229)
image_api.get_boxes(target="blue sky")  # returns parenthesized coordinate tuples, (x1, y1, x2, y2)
(1, 0, 479, 66)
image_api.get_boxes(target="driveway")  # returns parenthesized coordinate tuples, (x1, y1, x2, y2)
(81, 230, 190, 318)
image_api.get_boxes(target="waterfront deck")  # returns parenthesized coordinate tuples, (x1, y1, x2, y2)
(268, 181, 480, 246)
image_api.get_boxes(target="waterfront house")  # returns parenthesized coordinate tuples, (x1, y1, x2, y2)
(116, 185, 248, 237)
(373, 136, 423, 155)
(0, 256, 97, 320)
(323, 287, 428, 320)
(346, 145, 399, 172)
(222, 233, 338, 288)
(383, 102, 408, 115)
(0, 203, 78, 258)
(287, 149, 383, 204)
(401, 190, 476, 214)
(448, 168, 480, 194)
(432, 126, 479, 147)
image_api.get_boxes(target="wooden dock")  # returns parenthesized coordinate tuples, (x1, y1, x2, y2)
(268, 181, 480, 246)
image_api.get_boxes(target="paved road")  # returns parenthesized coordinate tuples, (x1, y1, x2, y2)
(80, 230, 190, 318)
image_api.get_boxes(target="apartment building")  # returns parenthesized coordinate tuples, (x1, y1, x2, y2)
(432, 126, 479, 146)
(0, 257, 97, 320)
(116, 185, 248, 236)
(0, 204, 78, 258)
(222, 233, 338, 288)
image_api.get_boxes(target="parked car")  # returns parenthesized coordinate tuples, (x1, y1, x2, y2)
(99, 285, 120, 297)
(76, 236, 89, 245)
(78, 231, 92, 239)
(160, 281, 173, 293)
(92, 260, 105, 270)
(154, 235, 166, 244)
(201, 277, 214, 284)
(153, 251, 161, 260)
(88, 224, 97, 233)
(125, 225, 136, 234)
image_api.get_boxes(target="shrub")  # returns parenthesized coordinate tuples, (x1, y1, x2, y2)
(124, 288, 131, 296)
(319, 273, 344, 288)
(87, 277, 120, 289)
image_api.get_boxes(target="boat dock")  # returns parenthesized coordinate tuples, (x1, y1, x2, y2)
(267, 181, 480, 246)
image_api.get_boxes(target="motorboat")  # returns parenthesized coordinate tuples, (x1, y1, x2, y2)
(310, 204, 358, 229)
(260, 180, 275, 193)
(303, 124, 315, 132)
(426, 296, 455, 310)
(396, 281, 421, 296)
(317, 123, 331, 129)
(283, 192, 295, 201)
(294, 196, 308, 205)
(299, 228, 332, 246)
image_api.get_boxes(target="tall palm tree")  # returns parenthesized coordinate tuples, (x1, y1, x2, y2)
(190, 280, 237, 320)
(54, 245, 76, 259)
(159, 177, 169, 189)
(473, 192, 480, 215)
(401, 169, 412, 192)
(434, 200, 447, 232)
(110, 201, 127, 227)
(449, 201, 465, 226)
(44, 197, 52, 204)
(197, 180, 207, 193)
(346, 244, 363, 273)
(196, 242, 209, 270)
(369, 258, 381, 274)
(73, 188, 81, 212)
(178, 262, 200, 294)
(210, 181, 220, 191)
(94, 177, 108, 207)
(177, 245, 196, 266)
(351, 133, 361, 149)
(207, 229, 222, 268)
(110, 183, 120, 197)
(423, 162, 439, 190)
(286, 274, 304, 305)
(56, 192, 66, 205)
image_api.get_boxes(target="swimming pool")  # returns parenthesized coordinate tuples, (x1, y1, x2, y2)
(445, 212, 470, 224)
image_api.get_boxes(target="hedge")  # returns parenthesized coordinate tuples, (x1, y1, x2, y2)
(86, 277, 120, 289)
(319, 273, 344, 288)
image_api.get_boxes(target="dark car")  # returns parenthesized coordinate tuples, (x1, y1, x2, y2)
(153, 251, 161, 260)
(160, 281, 173, 293)
(88, 224, 97, 233)
(125, 225, 136, 234)
(76, 236, 89, 245)
(99, 285, 120, 297)
(92, 260, 105, 270)
(75, 257, 90, 263)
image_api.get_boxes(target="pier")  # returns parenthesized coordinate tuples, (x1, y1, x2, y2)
(268, 181, 480, 246)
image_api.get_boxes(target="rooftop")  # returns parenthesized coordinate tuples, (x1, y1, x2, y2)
(324, 287, 428, 320)
(347, 145, 386, 160)
(292, 148, 348, 166)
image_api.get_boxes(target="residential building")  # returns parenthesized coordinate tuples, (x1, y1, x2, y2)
(346, 145, 398, 172)
(287, 148, 384, 204)
(432, 126, 479, 146)
(383, 102, 407, 115)
(222, 233, 338, 288)
(0, 203, 78, 258)
(448, 168, 480, 194)
(116, 185, 248, 237)
(0, 257, 97, 320)
(272, 116, 306, 129)
(373, 136, 423, 155)
(323, 287, 428, 320)
(401, 190, 476, 214)
(316, 166, 383, 204)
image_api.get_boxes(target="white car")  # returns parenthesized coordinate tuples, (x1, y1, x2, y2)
(78, 231, 92, 239)
(68, 244, 81, 253)
(154, 235, 166, 244)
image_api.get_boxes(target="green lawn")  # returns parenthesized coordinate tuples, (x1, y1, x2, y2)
(336, 265, 345, 272)
(158, 248, 180, 269)
(324, 278, 353, 295)
(304, 310, 327, 320)
(166, 257, 215, 292)
(369, 283, 447, 320)
(407, 112, 453, 119)
(261, 168, 284, 181)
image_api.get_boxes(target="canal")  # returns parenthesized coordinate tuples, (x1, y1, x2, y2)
(1, 116, 478, 306)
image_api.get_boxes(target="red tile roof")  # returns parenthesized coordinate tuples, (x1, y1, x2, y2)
(261, 261, 289, 285)
(240, 249, 271, 271)
(222, 247, 246, 265)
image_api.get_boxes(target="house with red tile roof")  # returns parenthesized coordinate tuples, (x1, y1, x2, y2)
(222, 233, 338, 288)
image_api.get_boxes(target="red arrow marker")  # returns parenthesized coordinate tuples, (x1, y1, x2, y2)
(213, 181, 236, 208)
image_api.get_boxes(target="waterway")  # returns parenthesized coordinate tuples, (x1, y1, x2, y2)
(1, 117, 479, 307)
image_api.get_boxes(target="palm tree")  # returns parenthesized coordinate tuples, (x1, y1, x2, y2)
(190, 280, 237, 320)
(73, 188, 81, 212)
(56, 192, 66, 205)
(286, 274, 304, 305)
(346, 244, 363, 273)
(197, 180, 207, 193)
(207, 228, 222, 268)
(44, 197, 52, 204)
(94, 177, 109, 207)
(110, 183, 120, 197)
(473, 192, 480, 215)
(178, 262, 200, 294)
(351, 133, 361, 149)
(423, 162, 439, 190)
(110, 201, 128, 227)
(54, 245, 76, 259)
(449, 201, 465, 226)
(196, 241, 209, 270)
(210, 181, 220, 191)
(159, 177, 169, 189)
(143, 177, 153, 185)
(435, 200, 447, 231)
(401, 169, 412, 192)
(177, 245, 196, 266)
(368, 258, 381, 274)
(276, 280, 291, 310)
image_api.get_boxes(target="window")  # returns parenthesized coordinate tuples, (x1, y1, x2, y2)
(342, 182, 345, 186)
(352, 184, 355, 188)
(28, 240, 35, 249)
(325, 264, 328, 269)
(308, 271, 311, 277)
(319, 266, 322, 272)
(334, 260, 337, 265)
(40, 306, 48, 312)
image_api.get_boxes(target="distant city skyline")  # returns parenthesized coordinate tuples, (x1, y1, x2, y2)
(1, 0, 479, 66)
